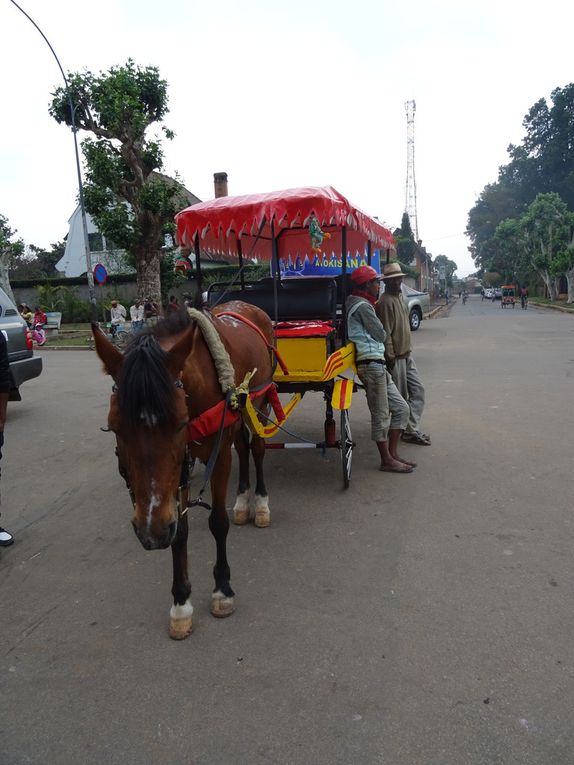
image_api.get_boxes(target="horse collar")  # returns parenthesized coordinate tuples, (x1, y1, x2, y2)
(112, 378, 184, 393)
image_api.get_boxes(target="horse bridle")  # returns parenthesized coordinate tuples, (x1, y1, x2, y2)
(106, 377, 195, 516)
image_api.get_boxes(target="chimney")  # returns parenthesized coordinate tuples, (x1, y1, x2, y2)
(214, 172, 228, 198)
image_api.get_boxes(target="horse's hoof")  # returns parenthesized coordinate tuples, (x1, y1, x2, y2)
(233, 509, 250, 525)
(211, 591, 235, 618)
(254, 511, 270, 528)
(169, 601, 193, 640)
(232, 491, 250, 525)
(253, 495, 270, 528)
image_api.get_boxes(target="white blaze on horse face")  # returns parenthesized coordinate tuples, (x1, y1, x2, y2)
(140, 410, 158, 427)
(146, 479, 162, 531)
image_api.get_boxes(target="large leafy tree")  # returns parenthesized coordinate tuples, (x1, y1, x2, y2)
(467, 84, 574, 275)
(0, 214, 24, 304)
(9, 242, 64, 280)
(50, 60, 188, 302)
(521, 193, 573, 300)
(494, 193, 573, 299)
(433, 254, 458, 288)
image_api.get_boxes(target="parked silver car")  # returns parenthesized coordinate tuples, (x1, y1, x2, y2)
(402, 285, 431, 331)
(379, 282, 431, 331)
(0, 288, 42, 400)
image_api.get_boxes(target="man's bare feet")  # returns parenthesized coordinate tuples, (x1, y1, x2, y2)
(380, 460, 413, 474)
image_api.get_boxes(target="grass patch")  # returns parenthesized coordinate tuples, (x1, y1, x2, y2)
(529, 298, 574, 311)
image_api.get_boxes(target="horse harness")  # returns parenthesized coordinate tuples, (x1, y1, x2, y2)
(110, 311, 287, 517)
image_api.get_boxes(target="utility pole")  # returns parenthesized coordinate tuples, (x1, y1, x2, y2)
(8, 0, 97, 320)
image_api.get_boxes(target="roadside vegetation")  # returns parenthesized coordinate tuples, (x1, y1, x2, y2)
(467, 84, 574, 301)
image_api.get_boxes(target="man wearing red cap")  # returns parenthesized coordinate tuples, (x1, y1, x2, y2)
(346, 266, 414, 473)
(376, 262, 430, 445)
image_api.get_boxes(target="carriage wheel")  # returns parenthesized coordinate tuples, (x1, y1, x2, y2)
(340, 409, 353, 489)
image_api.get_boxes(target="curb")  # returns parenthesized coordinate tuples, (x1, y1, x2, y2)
(37, 346, 93, 352)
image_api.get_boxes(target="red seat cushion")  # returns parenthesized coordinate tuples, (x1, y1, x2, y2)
(274, 320, 334, 338)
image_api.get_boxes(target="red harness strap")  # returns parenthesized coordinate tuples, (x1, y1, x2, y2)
(188, 383, 286, 442)
(215, 311, 289, 375)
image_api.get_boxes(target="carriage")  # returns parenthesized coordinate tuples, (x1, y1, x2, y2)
(92, 185, 394, 639)
(501, 285, 516, 308)
(175, 186, 395, 489)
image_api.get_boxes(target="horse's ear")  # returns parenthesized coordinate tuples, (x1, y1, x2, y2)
(166, 324, 195, 378)
(91, 323, 123, 381)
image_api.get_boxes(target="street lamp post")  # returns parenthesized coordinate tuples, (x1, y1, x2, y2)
(9, 0, 97, 320)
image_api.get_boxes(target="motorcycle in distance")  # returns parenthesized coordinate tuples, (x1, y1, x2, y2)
(31, 322, 46, 346)
(462, 292, 468, 305)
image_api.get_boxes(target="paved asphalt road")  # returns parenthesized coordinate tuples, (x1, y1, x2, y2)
(1, 298, 574, 765)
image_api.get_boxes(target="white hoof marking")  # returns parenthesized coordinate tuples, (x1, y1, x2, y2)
(169, 599, 193, 640)
(233, 490, 250, 525)
(211, 590, 235, 618)
(252, 494, 270, 528)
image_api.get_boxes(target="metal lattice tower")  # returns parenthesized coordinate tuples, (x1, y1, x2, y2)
(404, 100, 419, 241)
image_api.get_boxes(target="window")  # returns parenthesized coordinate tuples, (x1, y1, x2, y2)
(88, 232, 103, 252)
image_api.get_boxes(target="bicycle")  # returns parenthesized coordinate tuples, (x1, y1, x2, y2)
(107, 322, 130, 349)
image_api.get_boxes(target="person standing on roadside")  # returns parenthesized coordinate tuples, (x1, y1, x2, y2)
(346, 265, 414, 473)
(143, 297, 159, 326)
(166, 295, 180, 314)
(0, 332, 14, 547)
(109, 300, 126, 341)
(130, 299, 144, 333)
(376, 261, 431, 446)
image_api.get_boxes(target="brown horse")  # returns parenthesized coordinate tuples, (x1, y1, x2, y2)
(93, 301, 274, 639)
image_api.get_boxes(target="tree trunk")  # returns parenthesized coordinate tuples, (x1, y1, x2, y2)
(538, 268, 557, 300)
(0, 254, 17, 305)
(566, 266, 574, 303)
(134, 248, 162, 307)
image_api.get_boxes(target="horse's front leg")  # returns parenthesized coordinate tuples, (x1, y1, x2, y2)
(251, 433, 270, 528)
(209, 442, 236, 618)
(169, 496, 193, 640)
(232, 424, 251, 525)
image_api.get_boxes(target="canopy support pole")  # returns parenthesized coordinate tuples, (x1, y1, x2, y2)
(194, 235, 202, 308)
(341, 225, 348, 343)
(367, 240, 372, 266)
(271, 218, 279, 330)
(237, 237, 245, 290)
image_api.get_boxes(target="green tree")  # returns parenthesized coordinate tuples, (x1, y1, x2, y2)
(0, 214, 24, 304)
(492, 217, 529, 284)
(521, 193, 573, 300)
(50, 60, 189, 303)
(467, 84, 574, 273)
(393, 212, 417, 265)
(9, 241, 65, 280)
(433, 254, 458, 288)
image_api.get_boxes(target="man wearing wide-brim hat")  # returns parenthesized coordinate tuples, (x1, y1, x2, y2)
(376, 261, 431, 445)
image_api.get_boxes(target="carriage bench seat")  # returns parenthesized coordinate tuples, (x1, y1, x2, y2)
(208, 278, 337, 322)
(274, 320, 334, 338)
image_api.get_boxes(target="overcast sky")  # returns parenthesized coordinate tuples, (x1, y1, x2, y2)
(1, 0, 572, 277)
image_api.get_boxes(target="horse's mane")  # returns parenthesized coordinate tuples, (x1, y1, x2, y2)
(117, 310, 193, 429)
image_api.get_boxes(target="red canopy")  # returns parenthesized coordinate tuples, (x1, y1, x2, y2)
(175, 186, 394, 257)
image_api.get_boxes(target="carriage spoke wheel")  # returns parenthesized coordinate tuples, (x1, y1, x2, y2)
(339, 409, 353, 489)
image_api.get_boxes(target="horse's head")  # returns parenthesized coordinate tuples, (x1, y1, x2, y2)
(93, 323, 194, 550)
